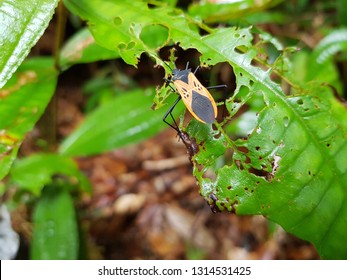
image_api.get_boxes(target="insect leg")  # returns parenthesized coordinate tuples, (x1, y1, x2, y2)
(166, 83, 176, 92)
(163, 96, 182, 132)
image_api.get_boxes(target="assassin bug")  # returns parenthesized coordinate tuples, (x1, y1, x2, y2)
(162, 62, 226, 131)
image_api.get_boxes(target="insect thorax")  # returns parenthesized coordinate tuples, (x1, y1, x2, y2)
(172, 68, 191, 84)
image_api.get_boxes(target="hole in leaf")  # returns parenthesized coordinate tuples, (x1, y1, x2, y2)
(326, 143, 331, 148)
(263, 42, 281, 64)
(234, 47, 244, 54)
(113, 16, 122, 26)
(140, 24, 169, 49)
(249, 79, 254, 86)
(127, 41, 136, 49)
(213, 131, 222, 139)
(296, 98, 303, 105)
(234, 33, 240, 38)
(250, 57, 258, 66)
(118, 43, 126, 50)
(168, 10, 181, 16)
(230, 200, 238, 214)
(248, 167, 270, 180)
(255, 146, 260, 151)
(196, 162, 204, 173)
(283, 116, 290, 127)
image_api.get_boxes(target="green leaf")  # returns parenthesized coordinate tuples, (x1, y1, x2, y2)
(181, 27, 347, 259)
(337, 0, 347, 26)
(63, 0, 198, 66)
(0, 0, 59, 88)
(0, 57, 58, 180)
(59, 27, 120, 70)
(188, 0, 284, 23)
(59, 88, 184, 156)
(313, 28, 347, 64)
(287, 50, 341, 94)
(9, 153, 92, 195)
(63, 0, 347, 259)
(31, 185, 78, 260)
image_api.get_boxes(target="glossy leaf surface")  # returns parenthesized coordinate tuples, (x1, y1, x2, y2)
(0, 0, 59, 87)
(0, 58, 57, 180)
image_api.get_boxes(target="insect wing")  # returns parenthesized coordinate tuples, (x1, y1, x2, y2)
(173, 79, 206, 123)
(188, 73, 217, 123)
(173, 79, 192, 106)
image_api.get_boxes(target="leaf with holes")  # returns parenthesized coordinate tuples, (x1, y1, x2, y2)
(63, 1, 347, 259)
(180, 27, 347, 259)
(63, 0, 181, 65)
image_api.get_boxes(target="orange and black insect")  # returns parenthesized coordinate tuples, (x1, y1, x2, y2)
(163, 62, 226, 131)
